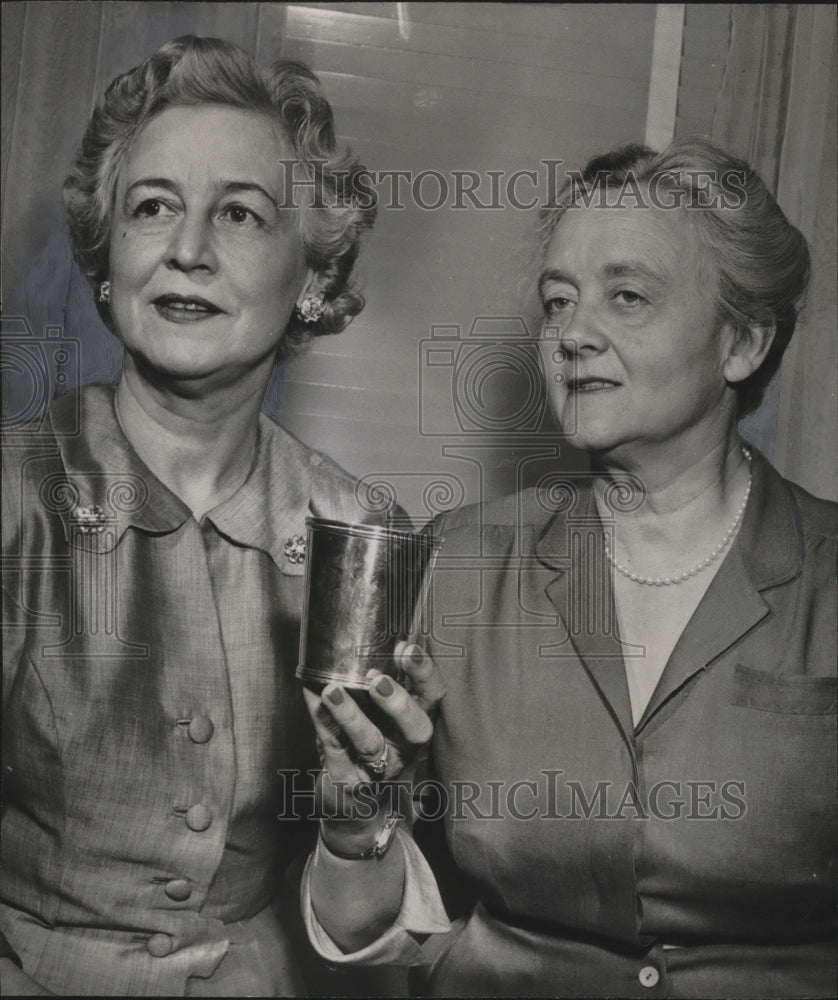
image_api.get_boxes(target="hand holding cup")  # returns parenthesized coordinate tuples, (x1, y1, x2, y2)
(302, 640, 444, 854)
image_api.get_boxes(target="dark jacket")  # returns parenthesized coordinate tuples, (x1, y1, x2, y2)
(415, 450, 837, 997)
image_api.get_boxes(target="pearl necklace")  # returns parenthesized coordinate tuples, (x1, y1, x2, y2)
(602, 447, 752, 586)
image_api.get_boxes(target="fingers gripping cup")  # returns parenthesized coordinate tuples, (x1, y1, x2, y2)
(296, 517, 440, 693)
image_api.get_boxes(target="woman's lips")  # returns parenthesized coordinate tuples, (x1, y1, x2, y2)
(152, 294, 223, 322)
(567, 377, 621, 392)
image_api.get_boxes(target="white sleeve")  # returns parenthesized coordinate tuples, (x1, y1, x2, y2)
(301, 829, 452, 965)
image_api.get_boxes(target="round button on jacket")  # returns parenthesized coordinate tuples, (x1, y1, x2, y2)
(639, 965, 660, 988)
(146, 933, 173, 958)
(185, 804, 212, 831)
(164, 878, 192, 901)
(187, 717, 214, 743)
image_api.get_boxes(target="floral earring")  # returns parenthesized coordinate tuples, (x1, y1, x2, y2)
(296, 294, 325, 324)
(98, 281, 111, 304)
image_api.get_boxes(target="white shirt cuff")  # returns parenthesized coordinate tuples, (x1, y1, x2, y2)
(301, 829, 451, 965)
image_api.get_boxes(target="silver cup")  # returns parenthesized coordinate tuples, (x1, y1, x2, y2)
(296, 516, 440, 692)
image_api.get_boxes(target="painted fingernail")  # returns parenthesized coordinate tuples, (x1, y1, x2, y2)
(408, 645, 424, 664)
(326, 687, 344, 706)
(375, 676, 394, 697)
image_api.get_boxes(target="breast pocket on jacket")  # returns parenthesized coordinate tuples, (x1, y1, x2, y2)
(730, 664, 837, 715)
(716, 665, 837, 911)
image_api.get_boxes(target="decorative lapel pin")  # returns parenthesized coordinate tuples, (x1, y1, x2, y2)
(284, 534, 306, 565)
(72, 504, 107, 534)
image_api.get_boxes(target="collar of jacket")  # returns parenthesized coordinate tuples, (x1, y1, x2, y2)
(47, 385, 314, 576)
(531, 448, 805, 736)
(532, 448, 803, 591)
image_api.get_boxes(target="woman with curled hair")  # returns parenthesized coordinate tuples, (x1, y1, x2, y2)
(299, 135, 836, 997)
(64, 34, 373, 353)
(1, 35, 381, 996)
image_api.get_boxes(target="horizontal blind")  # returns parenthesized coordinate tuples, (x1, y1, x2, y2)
(272, 2, 657, 519)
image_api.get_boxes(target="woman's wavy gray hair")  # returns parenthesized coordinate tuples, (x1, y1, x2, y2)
(63, 35, 377, 358)
(536, 135, 810, 416)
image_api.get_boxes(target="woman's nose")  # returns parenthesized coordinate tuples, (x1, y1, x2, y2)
(556, 303, 609, 358)
(165, 214, 217, 273)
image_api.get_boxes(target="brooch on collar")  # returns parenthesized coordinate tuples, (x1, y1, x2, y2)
(72, 504, 107, 534)
(284, 535, 306, 565)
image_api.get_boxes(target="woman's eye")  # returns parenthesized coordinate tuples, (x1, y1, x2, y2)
(544, 296, 574, 316)
(220, 204, 260, 226)
(614, 290, 646, 306)
(134, 198, 174, 218)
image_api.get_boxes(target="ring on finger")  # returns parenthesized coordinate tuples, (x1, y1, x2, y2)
(358, 739, 389, 780)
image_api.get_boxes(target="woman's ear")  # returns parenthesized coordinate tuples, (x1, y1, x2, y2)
(295, 269, 320, 309)
(722, 320, 776, 385)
